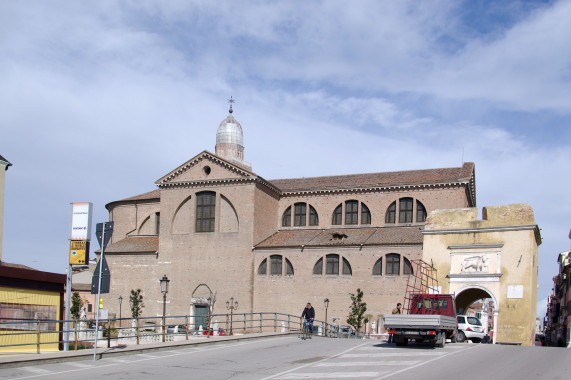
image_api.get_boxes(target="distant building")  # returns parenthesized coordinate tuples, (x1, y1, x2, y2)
(99, 104, 477, 328)
(544, 246, 571, 347)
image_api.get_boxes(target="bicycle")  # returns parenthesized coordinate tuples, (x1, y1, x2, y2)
(301, 318, 313, 340)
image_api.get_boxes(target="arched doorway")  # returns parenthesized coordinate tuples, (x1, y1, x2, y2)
(455, 285, 498, 344)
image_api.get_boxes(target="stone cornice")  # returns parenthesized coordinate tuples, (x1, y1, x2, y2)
(448, 244, 504, 250)
(423, 224, 538, 235)
(279, 181, 470, 197)
(158, 176, 282, 195)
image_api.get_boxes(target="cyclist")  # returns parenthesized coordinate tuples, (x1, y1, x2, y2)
(301, 303, 315, 337)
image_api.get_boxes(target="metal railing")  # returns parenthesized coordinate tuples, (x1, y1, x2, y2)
(0, 312, 349, 353)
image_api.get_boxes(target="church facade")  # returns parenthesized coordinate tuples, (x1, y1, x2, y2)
(100, 105, 476, 327)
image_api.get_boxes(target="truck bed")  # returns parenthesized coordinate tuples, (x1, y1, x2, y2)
(383, 314, 457, 331)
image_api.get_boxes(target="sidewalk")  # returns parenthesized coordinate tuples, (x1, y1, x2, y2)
(0, 332, 293, 369)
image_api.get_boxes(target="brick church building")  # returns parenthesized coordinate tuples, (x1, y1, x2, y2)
(100, 103, 476, 327)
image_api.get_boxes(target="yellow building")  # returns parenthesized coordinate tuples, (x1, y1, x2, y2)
(0, 263, 66, 352)
(423, 204, 541, 346)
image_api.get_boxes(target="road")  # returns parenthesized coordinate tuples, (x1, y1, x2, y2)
(1, 336, 569, 379)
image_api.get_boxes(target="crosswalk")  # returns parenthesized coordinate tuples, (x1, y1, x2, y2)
(269, 344, 469, 379)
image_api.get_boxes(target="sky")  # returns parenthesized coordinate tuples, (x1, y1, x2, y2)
(1, 0, 570, 318)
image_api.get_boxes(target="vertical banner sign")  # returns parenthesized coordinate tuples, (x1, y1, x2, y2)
(70, 202, 93, 241)
(69, 240, 89, 265)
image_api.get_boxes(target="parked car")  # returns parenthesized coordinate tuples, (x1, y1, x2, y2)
(339, 325, 356, 337)
(167, 324, 187, 334)
(456, 315, 485, 343)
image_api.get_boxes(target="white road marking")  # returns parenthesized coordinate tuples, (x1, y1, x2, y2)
(373, 344, 480, 379)
(275, 372, 387, 379)
(135, 353, 159, 358)
(315, 361, 421, 366)
(342, 352, 444, 357)
(107, 357, 132, 363)
(20, 367, 53, 374)
(260, 342, 371, 380)
(64, 362, 96, 368)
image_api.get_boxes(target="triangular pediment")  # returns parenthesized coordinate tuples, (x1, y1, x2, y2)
(155, 151, 257, 187)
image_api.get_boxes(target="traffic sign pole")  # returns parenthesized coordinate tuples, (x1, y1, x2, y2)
(93, 224, 106, 361)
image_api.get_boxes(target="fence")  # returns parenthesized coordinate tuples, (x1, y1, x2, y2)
(0, 312, 348, 353)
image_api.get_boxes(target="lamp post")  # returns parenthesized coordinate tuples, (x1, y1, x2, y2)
(324, 298, 329, 335)
(226, 297, 238, 335)
(118, 295, 123, 327)
(160, 275, 170, 343)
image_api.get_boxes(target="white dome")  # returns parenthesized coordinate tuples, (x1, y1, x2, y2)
(216, 114, 243, 147)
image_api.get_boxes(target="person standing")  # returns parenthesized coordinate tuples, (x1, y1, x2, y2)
(388, 303, 402, 343)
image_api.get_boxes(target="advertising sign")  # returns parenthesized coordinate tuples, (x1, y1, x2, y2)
(70, 202, 93, 241)
(69, 240, 89, 265)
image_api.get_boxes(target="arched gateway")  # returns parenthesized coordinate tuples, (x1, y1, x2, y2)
(422, 205, 541, 346)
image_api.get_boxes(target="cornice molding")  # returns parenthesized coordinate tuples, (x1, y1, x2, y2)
(423, 224, 538, 235)
(279, 180, 470, 197)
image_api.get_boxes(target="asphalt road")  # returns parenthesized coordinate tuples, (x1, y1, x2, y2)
(1, 336, 569, 380)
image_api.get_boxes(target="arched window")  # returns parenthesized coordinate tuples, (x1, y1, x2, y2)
(385, 202, 396, 224)
(282, 206, 291, 227)
(270, 255, 282, 275)
(416, 201, 427, 222)
(332, 201, 371, 226)
(373, 258, 382, 276)
(386, 198, 427, 225)
(361, 204, 371, 225)
(196, 191, 216, 232)
(257, 258, 267, 275)
(386, 253, 400, 275)
(404, 257, 413, 275)
(332, 205, 342, 225)
(283, 203, 319, 227)
(343, 258, 352, 275)
(258, 256, 294, 276)
(399, 198, 413, 223)
(314, 255, 352, 276)
(313, 258, 323, 275)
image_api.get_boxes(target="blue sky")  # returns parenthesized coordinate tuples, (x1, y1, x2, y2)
(1, 0, 570, 317)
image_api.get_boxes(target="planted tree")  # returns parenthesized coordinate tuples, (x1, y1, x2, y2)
(347, 288, 368, 335)
(130, 289, 144, 318)
(70, 292, 83, 320)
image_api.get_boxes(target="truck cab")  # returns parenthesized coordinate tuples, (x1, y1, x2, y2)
(409, 294, 456, 317)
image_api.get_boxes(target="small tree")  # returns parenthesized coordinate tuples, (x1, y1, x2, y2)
(130, 289, 144, 318)
(347, 288, 367, 334)
(70, 292, 83, 320)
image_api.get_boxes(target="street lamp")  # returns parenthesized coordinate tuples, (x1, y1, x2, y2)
(160, 275, 170, 343)
(324, 298, 329, 335)
(118, 295, 123, 327)
(226, 297, 238, 335)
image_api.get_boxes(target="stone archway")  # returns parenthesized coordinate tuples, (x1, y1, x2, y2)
(455, 285, 498, 344)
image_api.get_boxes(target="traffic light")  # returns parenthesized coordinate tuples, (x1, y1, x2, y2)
(99, 298, 104, 309)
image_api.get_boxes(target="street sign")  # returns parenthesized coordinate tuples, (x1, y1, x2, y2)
(69, 240, 89, 265)
(95, 222, 114, 249)
(91, 256, 111, 294)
